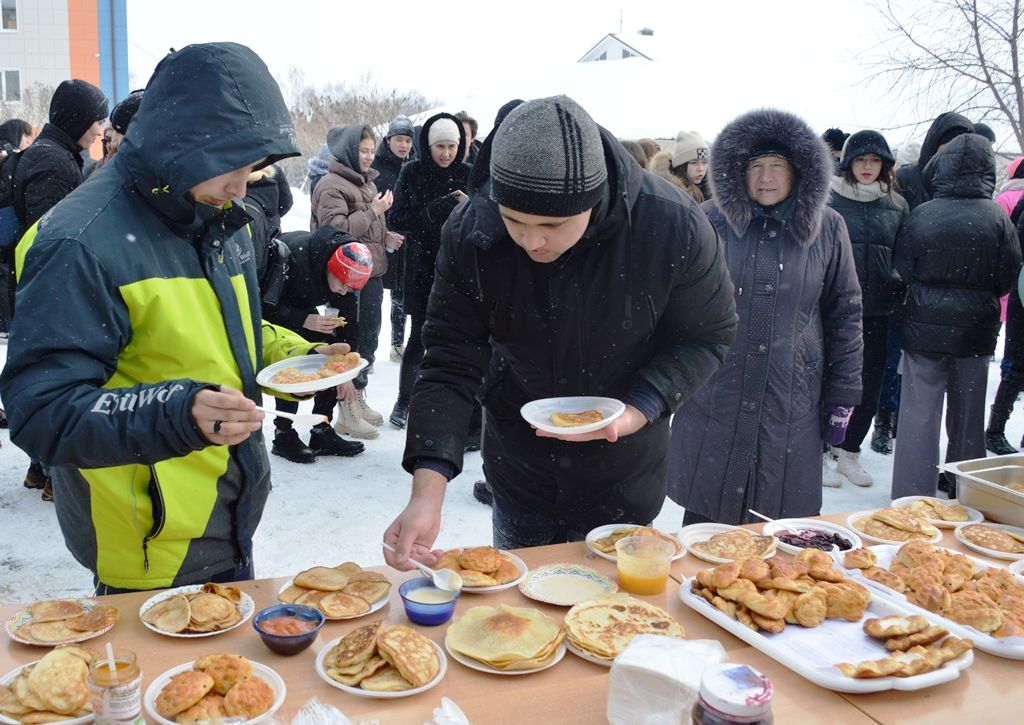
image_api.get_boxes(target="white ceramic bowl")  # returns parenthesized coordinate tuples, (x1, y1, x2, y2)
(760, 518, 862, 556)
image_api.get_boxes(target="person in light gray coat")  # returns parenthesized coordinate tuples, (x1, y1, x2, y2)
(667, 108, 864, 525)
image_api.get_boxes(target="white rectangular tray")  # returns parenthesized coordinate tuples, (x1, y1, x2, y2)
(831, 544, 1024, 659)
(678, 578, 974, 693)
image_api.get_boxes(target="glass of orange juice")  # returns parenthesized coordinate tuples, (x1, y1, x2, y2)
(615, 536, 675, 595)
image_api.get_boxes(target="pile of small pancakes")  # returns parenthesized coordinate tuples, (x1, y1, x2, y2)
(324, 621, 441, 692)
(959, 524, 1024, 554)
(446, 604, 565, 671)
(432, 547, 521, 588)
(837, 615, 973, 679)
(0, 646, 93, 723)
(278, 563, 391, 619)
(155, 654, 274, 723)
(904, 498, 971, 523)
(11, 599, 118, 645)
(690, 530, 777, 560)
(564, 594, 684, 661)
(142, 583, 243, 635)
(851, 508, 939, 543)
(592, 526, 682, 557)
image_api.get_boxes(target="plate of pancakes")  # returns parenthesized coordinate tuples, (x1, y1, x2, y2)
(144, 655, 285, 725)
(891, 496, 984, 529)
(519, 396, 625, 435)
(316, 621, 446, 698)
(847, 508, 943, 546)
(564, 593, 685, 666)
(139, 583, 254, 638)
(585, 524, 685, 562)
(431, 547, 528, 592)
(444, 604, 566, 675)
(277, 562, 392, 619)
(5, 598, 119, 646)
(679, 524, 778, 564)
(954, 522, 1024, 561)
(0, 646, 95, 725)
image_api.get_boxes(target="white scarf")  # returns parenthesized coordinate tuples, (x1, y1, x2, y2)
(830, 175, 888, 202)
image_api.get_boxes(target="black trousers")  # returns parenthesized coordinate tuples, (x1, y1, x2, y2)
(275, 388, 337, 430)
(840, 315, 890, 453)
(396, 314, 426, 405)
(336, 277, 384, 390)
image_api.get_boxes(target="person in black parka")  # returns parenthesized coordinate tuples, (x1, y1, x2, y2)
(387, 112, 470, 428)
(245, 163, 293, 276)
(891, 132, 1022, 499)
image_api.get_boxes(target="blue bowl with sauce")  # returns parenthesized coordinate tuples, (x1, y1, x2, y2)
(399, 577, 459, 626)
(253, 603, 325, 655)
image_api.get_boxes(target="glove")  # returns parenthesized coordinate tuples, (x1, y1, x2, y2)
(822, 404, 854, 446)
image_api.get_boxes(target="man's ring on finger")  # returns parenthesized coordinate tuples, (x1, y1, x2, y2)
(213, 420, 222, 434)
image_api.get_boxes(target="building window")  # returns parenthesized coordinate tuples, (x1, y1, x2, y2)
(1, 0, 16, 31)
(1, 70, 20, 102)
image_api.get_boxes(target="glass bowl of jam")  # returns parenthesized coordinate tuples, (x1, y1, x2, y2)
(253, 603, 325, 655)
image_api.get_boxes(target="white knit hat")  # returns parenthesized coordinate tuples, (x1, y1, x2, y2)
(672, 130, 709, 168)
(428, 118, 460, 146)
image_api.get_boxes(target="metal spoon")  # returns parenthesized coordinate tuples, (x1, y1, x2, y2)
(381, 542, 463, 593)
(254, 406, 328, 427)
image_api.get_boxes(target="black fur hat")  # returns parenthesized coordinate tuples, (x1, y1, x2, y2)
(839, 130, 895, 171)
(822, 127, 848, 153)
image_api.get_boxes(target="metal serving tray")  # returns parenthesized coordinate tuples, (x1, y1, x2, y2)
(940, 454, 1024, 527)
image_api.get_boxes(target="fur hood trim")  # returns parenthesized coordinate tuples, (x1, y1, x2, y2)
(248, 164, 276, 184)
(709, 108, 833, 245)
(648, 150, 685, 189)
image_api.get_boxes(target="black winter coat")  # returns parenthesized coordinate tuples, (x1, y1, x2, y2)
(246, 164, 293, 277)
(263, 226, 349, 337)
(373, 142, 407, 290)
(403, 127, 738, 529)
(828, 182, 908, 317)
(13, 123, 85, 229)
(895, 133, 1022, 358)
(895, 112, 973, 212)
(388, 113, 469, 318)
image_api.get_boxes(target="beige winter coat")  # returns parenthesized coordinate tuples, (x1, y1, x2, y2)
(310, 159, 387, 278)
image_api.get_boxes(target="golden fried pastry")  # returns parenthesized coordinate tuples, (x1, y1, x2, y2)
(457, 569, 498, 588)
(843, 548, 877, 570)
(900, 564, 944, 594)
(276, 583, 310, 604)
(27, 648, 90, 715)
(734, 604, 758, 631)
(593, 526, 681, 555)
(768, 556, 808, 579)
(873, 507, 939, 536)
(960, 524, 1024, 554)
(175, 694, 227, 725)
(837, 636, 973, 678)
(854, 513, 938, 543)
(863, 615, 930, 639)
(28, 601, 85, 623)
(493, 557, 522, 584)
(330, 621, 383, 671)
(376, 624, 440, 687)
(294, 566, 350, 591)
(334, 561, 364, 577)
(906, 583, 951, 614)
(142, 595, 191, 633)
(792, 588, 828, 628)
(187, 594, 235, 625)
(318, 592, 372, 619)
(329, 655, 389, 686)
(738, 558, 771, 583)
(550, 410, 604, 427)
(294, 590, 328, 608)
(358, 666, 413, 692)
(65, 604, 118, 633)
(193, 654, 253, 696)
(891, 541, 938, 571)
(749, 612, 785, 633)
(223, 676, 274, 720)
(885, 626, 949, 651)
(795, 548, 844, 582)
(27, 621, 79, 644)
(710, 560, 741, 590)
(820, 580, 871, 621)
(946, 590, 1003, 632)
(155, 671, 215, 719)
(458, 546, 505, 573)
(201, 583, 243, 605)
(862, 567, 907, 593)
(432, 550, 462, 572)
(908, 498, 970, 522)
(691, 530, 776, 560)
(343, 579, 391, 605)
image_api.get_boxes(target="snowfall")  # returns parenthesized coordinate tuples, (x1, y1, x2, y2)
(0, 189, 1020, 606)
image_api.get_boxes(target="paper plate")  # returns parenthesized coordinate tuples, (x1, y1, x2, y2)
(954, 522, 1024, 561)
(0, 660, 92, 725)
(519, 396, 625, 435)
(584, 523, 685, 562)
(444, 632, 566, 676)
(846, 510, 944, 546)
(144, 659, 285, 725)
(518, 563, 617, 606)
(455, 551, 529, 593)
(4, 598, 116, 647)
(275, 578, 390, 619)
(1009, 559, 1024, 575)
(138, 585, 254, 638)
(760, 518, 862, 556)
(891, 496, 984, 528)
(256, 355, 369, 394)
(678, 523, 778, 564)
(315, 636, 446, 698)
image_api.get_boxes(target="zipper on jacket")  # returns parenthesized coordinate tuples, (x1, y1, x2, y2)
(142, 465, 167, 574)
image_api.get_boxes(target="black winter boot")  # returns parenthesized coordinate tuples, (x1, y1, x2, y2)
(870, 410, 894, 455)
(986, 377, 1021, 455)
(308, 423, 364, 457)
(271, 427, 317, 464)
(472, 480, 493, 506)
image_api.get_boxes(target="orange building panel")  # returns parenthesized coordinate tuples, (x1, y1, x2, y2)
(68, 0, 100, 85)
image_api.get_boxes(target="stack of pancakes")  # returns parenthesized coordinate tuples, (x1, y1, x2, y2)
(592, 527, 682, 557)
(278, 563, 391, 619)
(432, 547, 521, 588)
(13, 599, 118, 644)
(325, 621, 441, 692)
(446, 604, 565, 671)
(142, 583, 243, 635)
(564, 594, 685, 661)
(0, 646, 93, 723)
(906, 498, 971, 523)
(851, 508, 939, 543)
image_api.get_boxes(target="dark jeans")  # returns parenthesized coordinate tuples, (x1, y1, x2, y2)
(840, 315, 890, 453)
(396, 314, 426, 405)
(337, 277, 383, 390)
(878, 319, 903, 414)
(491, 490, 590, 550)
(275, 387, 336, 430)
(93, 560, 255, 596)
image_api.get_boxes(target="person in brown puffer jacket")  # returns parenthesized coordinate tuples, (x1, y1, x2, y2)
(648, 130, 710, 203)
(311, 124, 404, 440)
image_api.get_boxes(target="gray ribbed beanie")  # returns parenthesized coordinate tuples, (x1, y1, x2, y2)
(490, 95, 607, 216)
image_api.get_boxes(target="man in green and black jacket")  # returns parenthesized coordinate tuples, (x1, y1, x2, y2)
(0, 43, 345, 592)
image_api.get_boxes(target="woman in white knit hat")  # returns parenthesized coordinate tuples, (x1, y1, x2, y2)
(648, 130, 711, 203)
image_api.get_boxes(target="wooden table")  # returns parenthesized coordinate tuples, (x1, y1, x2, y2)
(0, 515, 1018, 724)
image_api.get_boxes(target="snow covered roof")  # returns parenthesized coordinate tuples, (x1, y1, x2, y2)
(577, 33, 654, 63)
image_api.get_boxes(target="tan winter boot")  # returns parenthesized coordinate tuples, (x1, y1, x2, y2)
(355, 388, 384, 427)
(822, 451, 846, 488)
(334, 401, 379, 440)
(834, 449, 873, 487)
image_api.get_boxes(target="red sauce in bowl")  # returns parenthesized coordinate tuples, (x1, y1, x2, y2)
(259, 615, 317, 636)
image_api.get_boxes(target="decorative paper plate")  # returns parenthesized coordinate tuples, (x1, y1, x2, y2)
(315, 636, 446, 698)
(138, 584, 254, 638)
(458, 551, 529, 593)
(144, 659, 285, 725)
(256, 355, 369, 394)
(954, 522, 1024, 561)
(519, 396, 625, 435)
(0, 660, 92, 725)
(584, 523, 686, 562)
(891, 496, 984, 528)
(678, 523, 778, 565)
(276, 578, 390, 619)
(4, 598, 116, 647)
(444, 632, 566, 676)
(760, 518, 863, 556)
(846, 510, 944, 546)
(518, 563, 617, 606)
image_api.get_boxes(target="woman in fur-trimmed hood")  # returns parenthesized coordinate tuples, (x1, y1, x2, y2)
(667, 108, 864, 525)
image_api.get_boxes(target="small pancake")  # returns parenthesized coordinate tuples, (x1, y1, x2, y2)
(28, 600, 84, 623)
(343, 579, 391, 605)
(294, 590, 329, 607)
(65, 604, 118, 633)
(155, 671, 214, 719)
(294, 566, 350, 591)
(142, 595, 191, 633)
(376, 624, 440, 687)
(328, 655, 388, 686)
(334, 562, 364, 576)
(187, 593, 236, 625)
(345, 571, 389, 584)
(458, 569, 498, 588)
(28, 620, 79, 644)
(550, 410, 604, 427)
(27, 649, 90, 715)
(277, 583, 311, 604)
(329, 621, 383, 670)
(223, 676, 274, 720)
(318, 592, 371, 619)
(358, 665, 413, 692)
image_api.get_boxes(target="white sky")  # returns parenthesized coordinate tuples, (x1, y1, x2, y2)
(124, 0, 1017, 150)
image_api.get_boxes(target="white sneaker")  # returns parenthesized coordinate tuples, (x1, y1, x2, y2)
(822, 452, 846, 488)
(334, 401, 379, 439)
(834, 449, 873, 487)
(390, 344, 404, 362)
(355, 388, 384, 427)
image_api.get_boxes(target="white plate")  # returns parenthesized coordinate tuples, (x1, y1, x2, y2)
(138, 585, 254, 638)
(584, 524, 685, 562)
(276, 578, 391, 619)
(256, 355, 369, 394)
(1009, 559, 1024, 575)
(519, 396, 625, 435)
(846, 510, 944, 546)
(0, 660, 92, 725)
(760, 519, 862, 556)
(144, 659, 285, 725)
(4, 598, 116, 647)
(953, 522, 1024, 561)
(315, 636, 446, 698)
(678, 523, 778, 564)
(518, 564, 617, 606)
(565, 639, 614, 667)
(679, 578, 974, 692)
(891, 496, 984, 528)
(444, 632, 566, 675)
(831, 544, 1024, 659)
(455, 551, 529, 593)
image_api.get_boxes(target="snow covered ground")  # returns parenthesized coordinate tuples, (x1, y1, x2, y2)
(0, 190, 1019, 605)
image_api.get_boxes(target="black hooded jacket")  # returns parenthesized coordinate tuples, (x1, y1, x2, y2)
(372, 141, 408, 290)
(13, 122, 86, 229)
(895, 112, 973, 211)
(895, 133, 1022, 357)
(263, 226, 351, 333)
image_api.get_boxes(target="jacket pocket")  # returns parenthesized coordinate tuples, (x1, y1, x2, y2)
(791, 323, 823, 419)
(141, 465, 166, 574)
